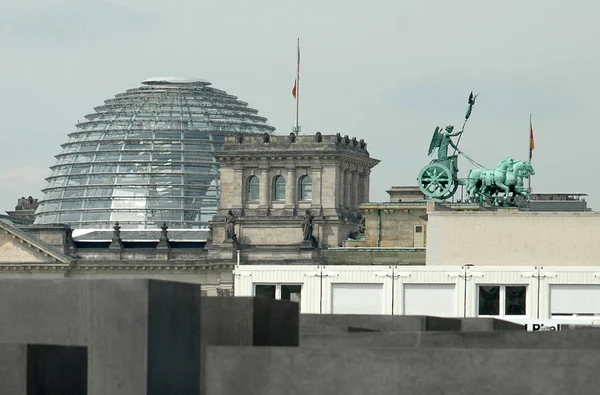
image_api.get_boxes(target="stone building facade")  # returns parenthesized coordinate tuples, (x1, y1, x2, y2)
(426, 202, 600, 266)
(209, 133, 380, 262)
(5, 196, 39, 222)
(0, 219, 233, 296)
(0, 132, 395, 294)
(385, 186, 425, 203)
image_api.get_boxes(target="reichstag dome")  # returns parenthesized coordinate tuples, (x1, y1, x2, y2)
(34, 77, 275, 229)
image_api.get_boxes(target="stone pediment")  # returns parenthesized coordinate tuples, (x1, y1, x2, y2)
(0, 220, 72, 264)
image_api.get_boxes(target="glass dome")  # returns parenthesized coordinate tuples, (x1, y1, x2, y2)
(34, 77, 275, 229)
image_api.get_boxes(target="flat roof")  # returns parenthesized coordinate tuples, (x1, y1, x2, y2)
(73, 228, 209, 242)
(141, 77, 210, 86)
(531, 193, 588, 196)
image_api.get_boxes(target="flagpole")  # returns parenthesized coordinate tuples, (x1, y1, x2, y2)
(294, 38, 300, 134)
(528, 113, 532, 192)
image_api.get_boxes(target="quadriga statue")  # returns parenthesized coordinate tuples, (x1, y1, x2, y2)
(466, 157, 535, 206)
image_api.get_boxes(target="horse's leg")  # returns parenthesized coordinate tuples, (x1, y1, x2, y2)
(513, 185, 524, 197)
(481, 185, 492, 205)
(477, 184, 485, 203)
(478, 186, 487, 204)
(491, 188, 500, 206)
(465, 181, 474, 202)
(466, 173, 478, 202)
(496, 181, 510, 206)
(487, 186, 500, 206)
(468, 178, 480, 203)
(472, 179, 483, 203)
(469, 185, 478, 203)
(506, 188, 515, 205)
(506, 175, 521, 205)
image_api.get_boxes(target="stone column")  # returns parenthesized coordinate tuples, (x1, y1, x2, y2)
(343, 168, 351, 209)
(363, 170, 371, 203)
(285, 168, 296, 205)
(338, 167, 345, 209)
(232, 165, 244, 209)
(284, 167, 296, 216)
(357, 173, 365, 205)
(351, 170, 359, 208)
(310, 167, 322, 215)
(259, 167, 269, 209)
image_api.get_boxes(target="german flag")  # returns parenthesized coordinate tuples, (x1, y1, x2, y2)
(529, 116, 535, 161)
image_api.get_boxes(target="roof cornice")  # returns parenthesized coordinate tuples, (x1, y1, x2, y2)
(0, 220, 73, 264)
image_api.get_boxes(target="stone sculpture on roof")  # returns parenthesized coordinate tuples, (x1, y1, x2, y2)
(224, 210, 237, 243)
(417, 92, 535, 207)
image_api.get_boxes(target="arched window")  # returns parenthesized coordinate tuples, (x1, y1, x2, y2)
(272, 176, 286, 201)
(299, 175, 312, 201)
(247, 176, 259, 201)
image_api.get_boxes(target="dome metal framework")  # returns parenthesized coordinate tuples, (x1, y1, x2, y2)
(34, 77, 275, 229)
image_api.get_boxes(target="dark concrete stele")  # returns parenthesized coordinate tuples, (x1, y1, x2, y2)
(0, 279, 201, 395)
(300, 314, 462, 332)
(199, 296, 299, 395)
(0, 343, 87, 395)
(206, 346, 600, 395)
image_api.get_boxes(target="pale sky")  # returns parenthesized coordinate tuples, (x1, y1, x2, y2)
(1, 0, 598, 213)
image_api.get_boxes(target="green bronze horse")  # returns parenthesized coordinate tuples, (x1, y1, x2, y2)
(465, 158, 535, 205)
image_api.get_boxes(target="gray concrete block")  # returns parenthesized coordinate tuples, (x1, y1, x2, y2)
(300, 314, 461, 332)
(460, 317, 525, 331)
(0, 344, 87, 395)
(0, 279, 201, 395)
(418, 330, 600, 349)
(300, 325, 353, 335)
(252, 297, 299, 346)
(201, 297, 299, 348)
(347, 326, 380, 332)
(147, 281, 201, 395)
(0, 344, 26, 395)
(27, 344, 87, 395)
(301, 332, 419, 348)
(206, 346, 600, 395)
(560, 325, 600, 331)
(300, 329, 600, 349)
(300, 325, 380, 335)
(200, 296, 299, 395)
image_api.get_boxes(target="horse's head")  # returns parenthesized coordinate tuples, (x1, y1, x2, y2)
(514, 161, 535, 177)
(524, 161, 535, 176)
(496, 157, 515, 170)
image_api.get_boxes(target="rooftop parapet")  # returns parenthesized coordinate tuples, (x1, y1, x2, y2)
(220, 132, 372, 157)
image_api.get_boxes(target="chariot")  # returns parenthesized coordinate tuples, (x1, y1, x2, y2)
(416, 93, 535, 207)
(418, 155, 460, 201)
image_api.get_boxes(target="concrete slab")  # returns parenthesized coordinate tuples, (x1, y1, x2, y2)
(0, 344, 26, 395)
(460, 317, 525, 331)
(0, 343, 87, 395)
(300, 325, 380, 335)
(201, 296, 299, 347)
(300, 314, 461, 332)
(206, 346, 600, 395)
(27, 344, 87, 395)
(200, 297, 299, 394)
(300, 329, 600, 349)
(0, 279, 201, 395)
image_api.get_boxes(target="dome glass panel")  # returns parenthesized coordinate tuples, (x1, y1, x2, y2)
(34, 77, 275, 229)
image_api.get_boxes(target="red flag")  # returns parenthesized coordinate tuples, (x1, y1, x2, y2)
(293, 41, 300, 100)
(529, 117, 535, 161)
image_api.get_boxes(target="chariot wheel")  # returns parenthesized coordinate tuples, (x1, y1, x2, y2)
(418, 162, 457, 200)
